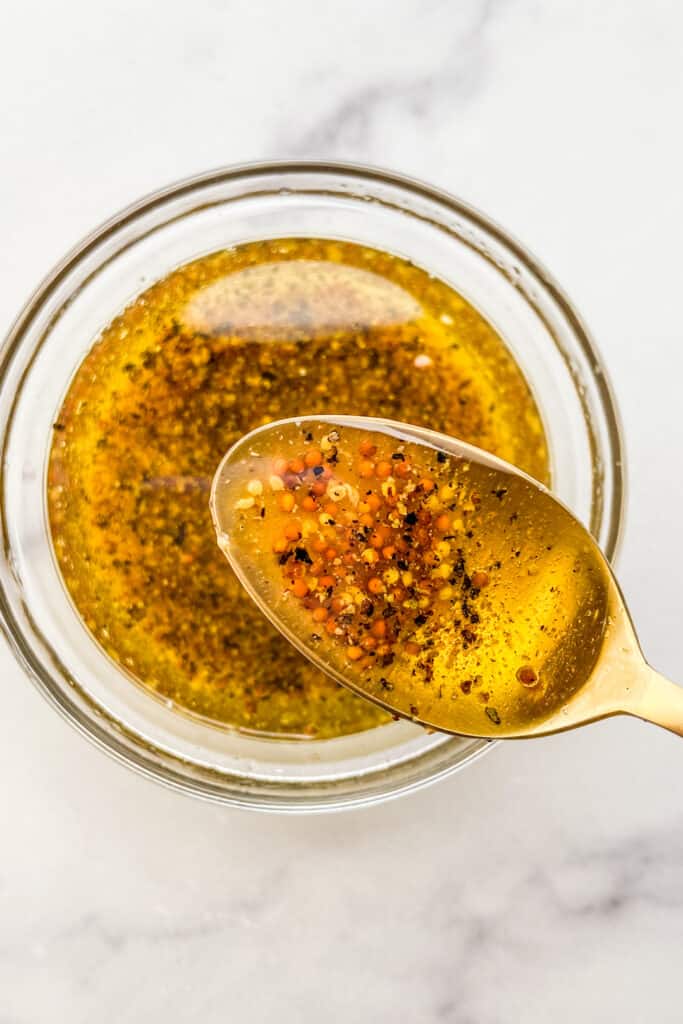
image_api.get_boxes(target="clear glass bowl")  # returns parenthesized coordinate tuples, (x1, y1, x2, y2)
(0, 162, 625, 812)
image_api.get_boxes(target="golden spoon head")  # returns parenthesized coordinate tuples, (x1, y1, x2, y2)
(210, 415, 643, 740)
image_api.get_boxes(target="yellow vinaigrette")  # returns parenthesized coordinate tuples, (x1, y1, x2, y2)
(48, 238, 549, 738)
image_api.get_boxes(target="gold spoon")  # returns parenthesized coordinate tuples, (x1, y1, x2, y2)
(210, 415, 683, 740)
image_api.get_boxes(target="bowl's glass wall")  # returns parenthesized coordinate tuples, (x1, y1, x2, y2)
(0, 164, 624, 810)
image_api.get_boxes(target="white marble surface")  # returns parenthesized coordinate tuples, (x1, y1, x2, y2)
(2, 1, 683, 1020)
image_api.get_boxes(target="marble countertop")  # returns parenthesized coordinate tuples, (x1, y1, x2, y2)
(2, 1, 682, 1020)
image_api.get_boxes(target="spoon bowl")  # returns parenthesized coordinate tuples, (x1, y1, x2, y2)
(211, 416, 682, 740)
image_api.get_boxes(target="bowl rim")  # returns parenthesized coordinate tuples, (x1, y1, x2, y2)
(0, 160, 626, 811)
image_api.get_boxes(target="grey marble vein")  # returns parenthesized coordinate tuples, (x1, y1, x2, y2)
(279, 1, 498, 158)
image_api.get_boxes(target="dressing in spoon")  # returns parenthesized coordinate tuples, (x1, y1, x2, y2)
(210, 415, 683, 739)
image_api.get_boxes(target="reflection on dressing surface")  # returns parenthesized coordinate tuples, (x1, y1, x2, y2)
(48, 238, 549, 739)
(184, 260, 422, 336)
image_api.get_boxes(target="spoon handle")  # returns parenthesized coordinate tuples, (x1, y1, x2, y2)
(626, 667, 683, 737)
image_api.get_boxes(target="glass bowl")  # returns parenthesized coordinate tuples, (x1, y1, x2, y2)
(0, 162, 625, 812)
